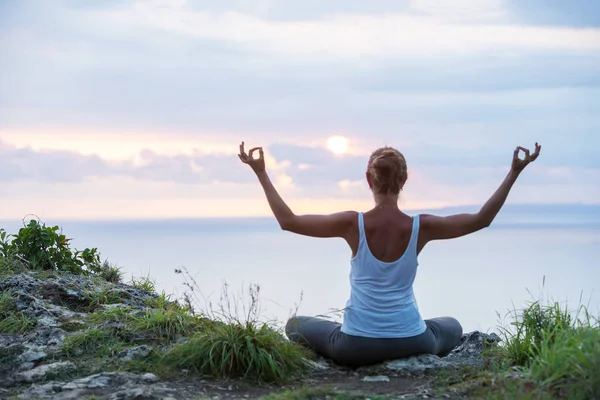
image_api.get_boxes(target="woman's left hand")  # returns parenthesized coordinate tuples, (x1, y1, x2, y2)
(238, 141, 266, 174)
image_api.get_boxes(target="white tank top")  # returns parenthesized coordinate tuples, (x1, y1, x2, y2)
(341, 212, 427, 338)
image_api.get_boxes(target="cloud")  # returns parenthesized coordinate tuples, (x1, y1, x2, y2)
(409, 0, 507, 21)
(0, 140, 248, 184)
(2, 135, 599, 187)
(0, 1, 599, 220)
(1, 0, 599, 134)
(1, 138, 599, 220)
(93, 4, 600, 61)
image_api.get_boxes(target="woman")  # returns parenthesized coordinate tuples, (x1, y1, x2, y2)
(238, 141, 542, 368)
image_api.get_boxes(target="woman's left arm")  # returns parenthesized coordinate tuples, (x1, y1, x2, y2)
(239, 142, 356, 239)
(256, 170, 356, 237)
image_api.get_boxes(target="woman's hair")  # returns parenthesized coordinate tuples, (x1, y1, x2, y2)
(367, 146, 408, 195)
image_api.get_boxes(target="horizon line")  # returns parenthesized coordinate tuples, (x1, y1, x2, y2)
(0, 202, 598, 224)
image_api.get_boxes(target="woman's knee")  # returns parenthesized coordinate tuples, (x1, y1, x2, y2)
(285, 316, 303, 340)
(443, 316, 463, 339)
(426, 316, 464, 354)
(285, 315, 319, 345)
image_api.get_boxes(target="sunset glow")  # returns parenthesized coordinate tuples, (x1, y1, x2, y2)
(326, 136, 349, 155)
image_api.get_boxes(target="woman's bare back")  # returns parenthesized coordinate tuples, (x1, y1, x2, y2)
(349, 209, 415, 262)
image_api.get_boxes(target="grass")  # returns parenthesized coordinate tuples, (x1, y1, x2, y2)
(80, 286, 132, 312)
(435, 297, 600, 400)
(0, 291, 35, 334)
(132, 303, 206, 343)
(163, 321, 311, 384)
(58, 276, 310, 385)
(97, 260, 124, 284)
(90, 305, 137, 324)
(262, 387, 337, 400)
(60, 296, 208, 366)
(130, 274, 156, 293)
(1, 221, 314, 388)
(160, 270, 312, 384)
(501, 301, 574, 367)
(261, 386, 400, 400)
(0, 256, 27, 279)
(61, 327, 128, 357)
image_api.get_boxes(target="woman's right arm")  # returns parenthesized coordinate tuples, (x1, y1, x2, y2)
(419, 143, 541, 243)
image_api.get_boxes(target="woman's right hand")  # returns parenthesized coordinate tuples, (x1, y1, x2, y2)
(238, 141, 266, 174)
(511, 142, 541, 174)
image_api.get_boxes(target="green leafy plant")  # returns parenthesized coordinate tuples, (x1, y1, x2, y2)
(0, 229, 12, 258)
(2, 218, 101, 274)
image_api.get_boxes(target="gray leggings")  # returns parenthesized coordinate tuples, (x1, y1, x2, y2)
(285, 316, 463, 368)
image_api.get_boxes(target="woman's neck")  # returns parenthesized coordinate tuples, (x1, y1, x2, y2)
(373, 194, 399, 209)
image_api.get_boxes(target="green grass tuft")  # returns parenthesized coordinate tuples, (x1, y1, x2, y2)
(130, 274, 156, 293)
(98, 260, 124, 284)
(0, 291, 35, 334)
(500, 301, 574, 368)
(90, 306, 137, 324)
(82, 286, 130, 311)
(163, 321, 310, 384)
(452, 298, 600, 400)
(132, 303, 205, 343)
(61, 327, 127, 357)
(0, 255, 28, 279)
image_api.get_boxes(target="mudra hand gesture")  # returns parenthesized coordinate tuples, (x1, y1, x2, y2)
(238, 141, 265, 174)
(512, 142, 541, 173)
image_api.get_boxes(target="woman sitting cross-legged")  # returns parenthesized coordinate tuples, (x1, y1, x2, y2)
(237, 141, 541, 368)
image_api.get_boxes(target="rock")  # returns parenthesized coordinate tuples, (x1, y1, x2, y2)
(303, 359, 329, 370)
(15, 361, 76, 383)
(386, 354, 450, 372)
(18, 372, 174, 400)
(107, 385, 175, 400)
(0, 344, 27, 376)
(386, 331, 502, 373)
(0, 269, 505, 399)
(17, 362, 35, 372)
(141, 373, 158, 383)
(26, 326, 68, 348)
(362, 375, 390, 382)
(18, 350, 47, 363)
(118, 345, 153, 362)
(506, 370, 525, 380)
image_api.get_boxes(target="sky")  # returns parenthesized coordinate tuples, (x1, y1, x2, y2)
(1, 0, 599, 220)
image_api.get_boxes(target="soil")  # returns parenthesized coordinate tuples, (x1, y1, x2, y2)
(149, 368, 467, 400)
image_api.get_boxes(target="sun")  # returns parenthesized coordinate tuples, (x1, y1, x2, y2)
(326, 136, 348, 155)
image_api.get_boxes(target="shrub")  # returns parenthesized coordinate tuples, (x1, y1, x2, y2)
(1, 218, 101, 274)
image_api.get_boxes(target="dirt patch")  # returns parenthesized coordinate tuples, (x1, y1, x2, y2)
(149, 373, 464, 400)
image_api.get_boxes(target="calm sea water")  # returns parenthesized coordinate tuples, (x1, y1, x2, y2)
(2, 205, 599, 334)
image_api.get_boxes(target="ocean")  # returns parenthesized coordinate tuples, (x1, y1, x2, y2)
(1, 204, 599, 334)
